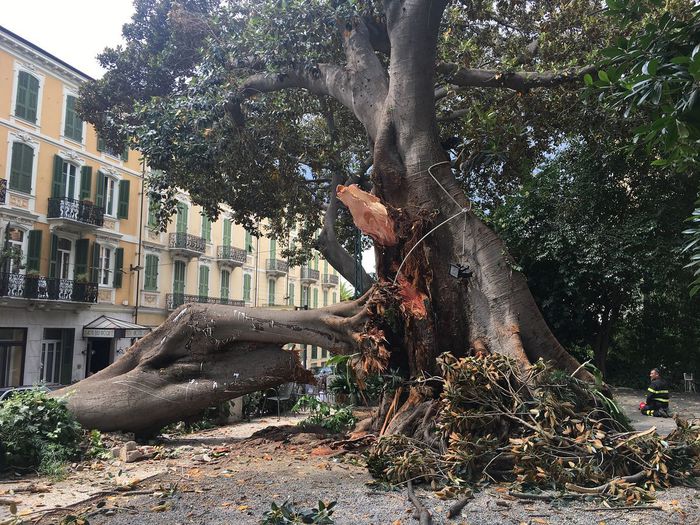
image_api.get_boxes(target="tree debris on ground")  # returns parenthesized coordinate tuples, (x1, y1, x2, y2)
(366, 354, 700, 505)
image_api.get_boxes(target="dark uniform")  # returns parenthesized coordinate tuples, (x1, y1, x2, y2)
(641, 379, 670, 417)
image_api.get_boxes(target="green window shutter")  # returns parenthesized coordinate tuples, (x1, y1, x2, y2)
(117, 180, 130, 218)
(9, 142, 34, 193)
(15, 71, 39, 123)
(48, 234, 58, 278)
(199, 266, 209, 297)
(74, 239, 89, 278)
(313, 288, 318, 308)
(176, 203, 188, 232)
(52, 155, 65, 198)
(243, 274, 251, 301)
(270, 239, 276, 259)
(59, 329, 75, 385)
(201, 215, 211, 242)
(95, 172, 105, 207)
(147, 199, 158, 229)
(314, 254, 319, 270)
(223, 220, 231, 246)
(121, 146, 129, 162)
(268, 279, 276, 305)
(79, 166, 92, 200)
(311, 345, 318, 359)
(323, 290, 328, 307)
(301, 286, 308, 307)
(220, 270, 230, 300)
(288, 283, 295, 306)
(324, 260, 328, 273)
(333, 292, 337, 303)
(173, 261, 185, 294)
(97, 136, 105, 152)
(245, 230, 253, 252)
(91, 242, 101, 283)
(26, 230, 42, 273)
(64, 95, 83, 142)
(144, 254, 158, 291)
(114, 248, 124, 288)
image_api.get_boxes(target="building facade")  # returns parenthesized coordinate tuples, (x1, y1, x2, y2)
(0, 26, 339, 389)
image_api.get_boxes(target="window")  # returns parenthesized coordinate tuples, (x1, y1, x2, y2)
(311, 345, 318, 359)
(15, 71, 39, 123)
(288, 283, 295, 306)
(9, 142, 34, 194)
(40, 338, 62, 384)
(323, 290, 328, 307)
(201, 215, 211, 242)
(53, 161, 78, 199)
(99, 246, 112, 286)
(40, 328, 73, 385)
(221, 270, 230, 301)
(173, 260, 186, 295)
(243, 274, 251, 301)
(198, 266, 209, 298)
(245, 230, 253, 252)
(97, 174, 117, 215)
(301, 286, 308, 308)
(268, 279, 276, 305)
(144, 254, 159, 291)
(56, 238, 71, 279)
(5, 227, 25, 274)
(176, 202, 188, 233)
(63, 95, 83, 142)
(223, 219, 231, 246)
(0, 328, 26, 388)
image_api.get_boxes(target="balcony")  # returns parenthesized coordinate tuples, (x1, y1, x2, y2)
(166, 293, 245, 310)
(300, 266, 320, 284)
(216, 245, 247, 268)
(322, 273, 339, 288)
(0, 179, 6, 205)
(47, 197, 104, 230)
(169, 232, 205, 258)
(0, 273, 98, 304)
(266, 259, 288, 277)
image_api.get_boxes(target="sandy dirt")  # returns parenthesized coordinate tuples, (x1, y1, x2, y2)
(1, 390, 699, 525)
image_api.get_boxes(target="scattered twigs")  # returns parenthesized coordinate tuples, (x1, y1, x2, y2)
(379, 387, 403, 436)
(406, 480, 432, 525)
(447, 494, 473, 518)
(614, 427, 656, 449)
(565, 471, 647, 494)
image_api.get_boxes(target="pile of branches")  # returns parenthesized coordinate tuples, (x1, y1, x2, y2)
(367, 354, 700, 504)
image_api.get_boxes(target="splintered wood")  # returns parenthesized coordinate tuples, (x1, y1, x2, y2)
(336, 184, 398, 247)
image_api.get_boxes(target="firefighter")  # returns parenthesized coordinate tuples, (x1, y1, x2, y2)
(639, 368, 670, 418)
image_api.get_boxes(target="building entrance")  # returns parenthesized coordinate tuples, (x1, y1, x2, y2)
(86, 338, 112, 376)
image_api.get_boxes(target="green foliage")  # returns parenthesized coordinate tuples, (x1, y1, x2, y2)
(85, 430, 111, 460)
(0, 389, 82, 472)
(292, 395, 355, 434)
(261, 499, 336, 525)
(682, 198, 700, 296)
(593, 0, 700, 170)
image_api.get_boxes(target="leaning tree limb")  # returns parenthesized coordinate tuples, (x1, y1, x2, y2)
(56, 297, 380, 433)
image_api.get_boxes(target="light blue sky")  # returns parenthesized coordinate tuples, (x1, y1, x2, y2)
(2, 0, 135, 78)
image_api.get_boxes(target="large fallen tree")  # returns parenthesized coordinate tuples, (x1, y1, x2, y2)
(65, 0, 637, 432)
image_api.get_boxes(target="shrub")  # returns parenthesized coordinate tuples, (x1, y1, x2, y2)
(0, 389, 82, 472)
(261, 500, 335, 524)
(292, 395, 355, 433)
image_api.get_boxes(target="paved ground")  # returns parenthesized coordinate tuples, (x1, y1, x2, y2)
(613, 387, 700, 434)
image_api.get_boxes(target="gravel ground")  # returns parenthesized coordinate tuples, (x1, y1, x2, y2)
(4, 390, 699, 525)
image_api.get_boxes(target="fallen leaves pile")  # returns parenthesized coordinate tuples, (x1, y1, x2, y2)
(367, 354, 700, 504)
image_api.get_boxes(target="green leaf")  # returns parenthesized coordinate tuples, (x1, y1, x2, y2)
(597, 70, 610, 84)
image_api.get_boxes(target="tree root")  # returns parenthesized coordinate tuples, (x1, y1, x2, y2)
(565, 471, 647, 494)
(447, 494, 473, 518)
(407, 480, 432, 525)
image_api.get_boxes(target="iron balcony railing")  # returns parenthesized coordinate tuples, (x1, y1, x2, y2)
(216, 245, 247, 264)
(266, 259, 289, 274)
(166, 293, 245, 310)
(300, 266, 320, 281)
(0, 179, 6, 205)
(322, 273, 339, 286)
(168, 232, 206, 254)
(47, 197, 105, 227)
(0, 273, 98, 303)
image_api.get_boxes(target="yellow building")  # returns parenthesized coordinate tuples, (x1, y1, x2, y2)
(0, 26, 340, 388)
(0, 25, 149, 387)
(138, 193, 341, 369)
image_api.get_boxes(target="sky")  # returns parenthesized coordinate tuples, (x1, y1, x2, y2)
(2, 0, 136, 78)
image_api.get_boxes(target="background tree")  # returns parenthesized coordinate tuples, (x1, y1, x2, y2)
(495, 139, 699, 380)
